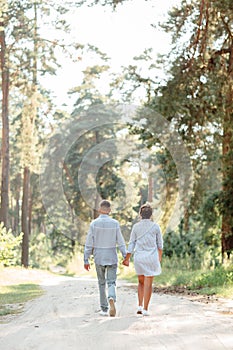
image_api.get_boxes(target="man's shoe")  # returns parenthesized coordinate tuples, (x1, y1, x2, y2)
(99, 310, 108, 316)
(109, 298, 116, 317)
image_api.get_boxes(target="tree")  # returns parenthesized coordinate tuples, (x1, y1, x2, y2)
(0, 0, 84, 266)
(21, 2, 39, 267)
(154, 0, 233, 259)
(0, 0, 10, 227)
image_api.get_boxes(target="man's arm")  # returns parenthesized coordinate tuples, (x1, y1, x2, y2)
(116, 224, 127, 258)
(84, 224, 94, 271)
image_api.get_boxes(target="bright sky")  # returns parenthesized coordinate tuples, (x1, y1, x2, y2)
(44, 0, 181, 109)
(71, 0, 175, 62)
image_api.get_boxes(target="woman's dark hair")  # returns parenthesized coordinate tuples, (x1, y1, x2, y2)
(139, 204, 152, 219)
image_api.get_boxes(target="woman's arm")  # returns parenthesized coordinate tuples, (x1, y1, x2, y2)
(156, 225, 163, 263)
(158, 248, 163, 263)
(122, 226, 136, 266)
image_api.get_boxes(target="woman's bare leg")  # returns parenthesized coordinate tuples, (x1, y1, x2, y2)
(143, 276, 154, 310)
(137, 275, 144, 306)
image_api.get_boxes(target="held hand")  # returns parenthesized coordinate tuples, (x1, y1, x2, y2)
(84, 264, 90, 271)
(123, 259, 129, 267)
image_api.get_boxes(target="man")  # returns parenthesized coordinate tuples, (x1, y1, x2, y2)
(84, 200, 126, 317)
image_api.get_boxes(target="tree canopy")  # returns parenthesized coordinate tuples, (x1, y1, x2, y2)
(0, 0, 232, 268)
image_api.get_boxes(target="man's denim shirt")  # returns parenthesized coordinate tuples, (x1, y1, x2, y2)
(84, 214, 126, 266)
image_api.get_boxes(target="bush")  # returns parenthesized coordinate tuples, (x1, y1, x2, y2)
(29, 230, 75, 270)
(163, 216, 222, 269)
(191, 266, 233, 288)
(0, 223, 23, 266)
(29, 232, 53, 269)
(163, 228, 204, 268)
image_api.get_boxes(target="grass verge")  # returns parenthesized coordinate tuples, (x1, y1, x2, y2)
(0, 283, 44, 318)
(119, 260, 233, 299)
(0, 267, 53, 320)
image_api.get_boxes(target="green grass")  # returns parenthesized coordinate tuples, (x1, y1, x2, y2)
(0, 283, 44, 317)
(119, 258, 233, 299)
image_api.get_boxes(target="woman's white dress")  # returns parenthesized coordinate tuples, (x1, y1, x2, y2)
(127, 219, 163, 276)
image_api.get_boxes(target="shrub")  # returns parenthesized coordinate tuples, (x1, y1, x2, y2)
(0, 223, 23, 266)
(191, 266, 233, 288)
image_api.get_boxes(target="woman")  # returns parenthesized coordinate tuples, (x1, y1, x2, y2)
(123, 203, 163, 316)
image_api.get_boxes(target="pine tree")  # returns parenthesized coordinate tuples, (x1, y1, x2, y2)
(0, 0, 10, 227)
(155, 0, 233, 259)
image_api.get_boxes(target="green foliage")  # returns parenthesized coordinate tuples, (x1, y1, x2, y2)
(29, 232, 53, 269)
(49, 229, 75, 266)
(4, 0, 233, 268)
(0, 224, 22, 267)
(160, 258, 233, 297)
(3, 0, 85, 268)
(163, 214, 223, 270)
(192, 266, 233, 289)
(149, 0, 233, 256)
(0, 283, 43, 304)
(122, 256, 233, 298)
(0, 283, 43, 317)
(163, 227, 203, 265)
(29, 230, 75, 269)
(201, 193, 220, 228)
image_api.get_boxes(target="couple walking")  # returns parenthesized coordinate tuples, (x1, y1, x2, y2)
(84, 200, 163, 317)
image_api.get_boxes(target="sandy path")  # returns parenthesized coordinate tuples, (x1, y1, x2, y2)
(0, 275, 233, 350)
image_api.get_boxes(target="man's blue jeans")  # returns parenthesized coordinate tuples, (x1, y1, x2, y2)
(95, 264, 117, 312)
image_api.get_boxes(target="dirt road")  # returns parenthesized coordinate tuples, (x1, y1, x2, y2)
(0, 275, 233, 350)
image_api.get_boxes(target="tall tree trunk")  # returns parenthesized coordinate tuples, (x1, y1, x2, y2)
(93, 193, 101, 219)
(0, 24, 10, 227)
(221, 108, 233, 260)
(28, 178, 32, 236)
(93, 130, 101, 219)
(21, 166, 30, 267)
(147, 175, 153, 203)
(221, 41, 233, 260)
(147, 175, 154, 203)
(147, 161, 153, 203)
(183, 208, 190, 234)
(14, 173, 21, 234)
(21, 3, 38, 266)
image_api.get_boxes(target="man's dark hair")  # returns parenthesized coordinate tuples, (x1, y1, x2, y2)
(99, 199, 111, 208)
